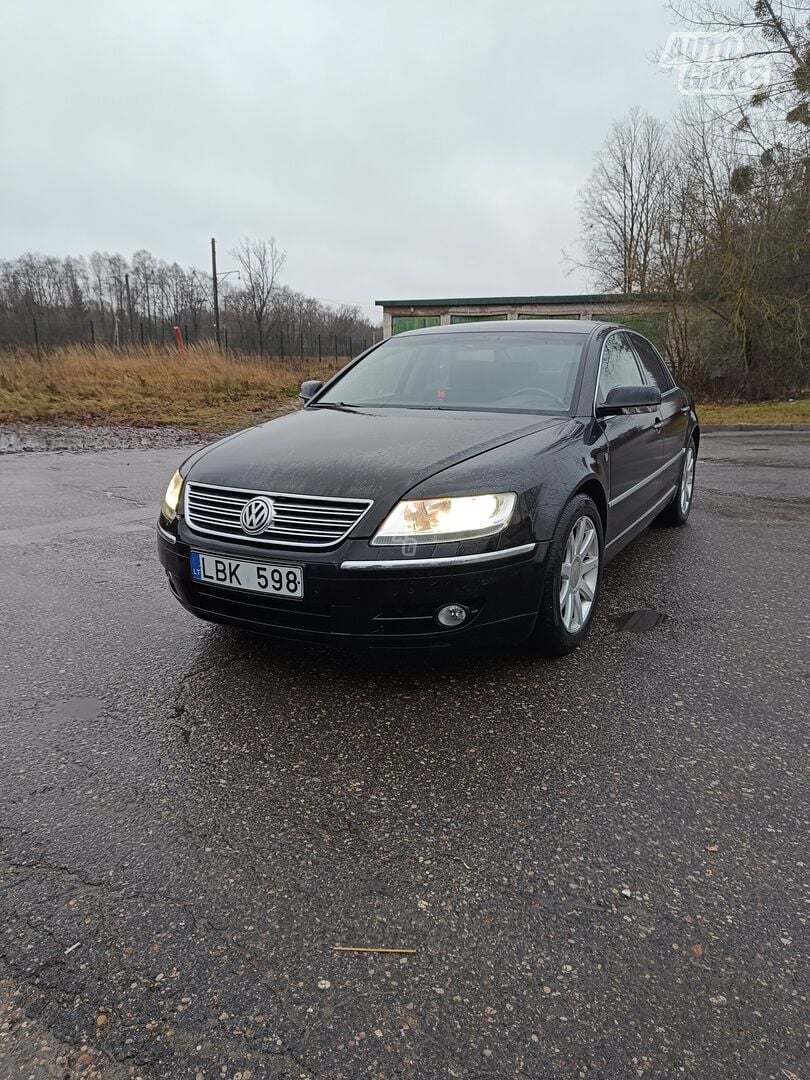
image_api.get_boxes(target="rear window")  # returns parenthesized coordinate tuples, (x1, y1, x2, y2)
(631, 334, 675, 392)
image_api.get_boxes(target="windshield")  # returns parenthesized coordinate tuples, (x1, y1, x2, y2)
(314, 331, 587, 414)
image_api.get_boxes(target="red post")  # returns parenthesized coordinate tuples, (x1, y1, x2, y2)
(173, 325, 186, 355)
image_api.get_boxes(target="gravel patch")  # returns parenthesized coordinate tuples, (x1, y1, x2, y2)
(0, 421, 218, 455)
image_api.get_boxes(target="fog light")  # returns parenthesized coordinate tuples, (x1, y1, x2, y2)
(436, 603, 469, 628)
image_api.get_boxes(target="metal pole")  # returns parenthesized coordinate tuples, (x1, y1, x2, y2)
(140, 321, 144, 346)
(125, 273, 134, 344)
(334, 334, 338, 362)
(318, 334, 322, 362)
(144, 277, 151, 341)
(300, 332, 304, 362)
(211, 237, 221, 348)
(90, 319, 95, 348)
(33, 317, 39, 350)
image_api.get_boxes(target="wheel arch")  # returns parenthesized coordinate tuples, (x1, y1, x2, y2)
(570, 477, 608, 535)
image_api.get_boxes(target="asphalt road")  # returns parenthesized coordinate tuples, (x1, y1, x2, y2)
(0, 431, 807, 1080)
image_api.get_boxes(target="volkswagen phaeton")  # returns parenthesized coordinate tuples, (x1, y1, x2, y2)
(157, 321, 698, 654)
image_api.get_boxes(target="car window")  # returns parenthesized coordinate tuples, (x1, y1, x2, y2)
(631, 335, 674, 392)
(315, 331, 588, 414)
(597, 332, 645, 403)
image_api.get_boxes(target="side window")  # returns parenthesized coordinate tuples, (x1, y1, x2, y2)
(597, 332, 644, 403)
(632, 335, 674, 392)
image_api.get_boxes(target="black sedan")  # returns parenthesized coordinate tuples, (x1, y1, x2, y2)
(157, 321, 698, 654)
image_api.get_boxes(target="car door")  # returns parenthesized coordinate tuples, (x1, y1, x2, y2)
(629, 333, 690, 495)
(597, 331, 664, 545)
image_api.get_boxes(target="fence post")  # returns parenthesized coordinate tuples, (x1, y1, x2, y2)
(300, 332, 304, 362)
(318, 334, 322, 362)
(90, 319, 95, 349)
(140, 321, 144, 346)
(224, 327, 229, 353)
(184, 323, 189, 346)
(280, 330, 284, 362)
(334, 334, 338, 362)
(33, 317, 39, 351)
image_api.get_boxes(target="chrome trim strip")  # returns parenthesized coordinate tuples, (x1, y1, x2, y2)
(157, 522, 176, 544)
(187, 481, 372, 505)
(608, 448, 685, 508)
(606, 486, 677, 550)
(341, 543, 537, 571)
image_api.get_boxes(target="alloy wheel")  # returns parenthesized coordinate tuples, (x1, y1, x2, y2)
(679, 446, 695, 516)
(559, 515, 600, 634)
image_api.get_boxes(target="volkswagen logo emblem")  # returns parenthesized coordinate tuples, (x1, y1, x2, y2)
(240, 496, 274, 535)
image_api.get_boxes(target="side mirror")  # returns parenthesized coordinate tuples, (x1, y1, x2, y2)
(597, 385, 662, 416)
(299, 379, 323, 404)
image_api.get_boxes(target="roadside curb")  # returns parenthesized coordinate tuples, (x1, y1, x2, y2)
(702, 423, 810, 434)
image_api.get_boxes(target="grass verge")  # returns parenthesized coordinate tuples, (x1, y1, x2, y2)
(695, 399, 809, 425)
(0, 344, 340, 433)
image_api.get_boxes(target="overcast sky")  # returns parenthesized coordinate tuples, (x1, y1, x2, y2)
(1, 0, 686, 321)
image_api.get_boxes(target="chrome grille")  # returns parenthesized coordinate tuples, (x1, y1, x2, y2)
(184, 482, 373, 548)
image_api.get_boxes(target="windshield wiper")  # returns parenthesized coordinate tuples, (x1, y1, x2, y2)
(308, 401, 359, 412)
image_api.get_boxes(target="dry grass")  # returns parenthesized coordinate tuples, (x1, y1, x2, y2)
(0, 344, 341, 433)
(1, 345, 807, 432)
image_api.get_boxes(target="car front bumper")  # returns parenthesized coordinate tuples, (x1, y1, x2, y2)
(157, 524, 548, 648)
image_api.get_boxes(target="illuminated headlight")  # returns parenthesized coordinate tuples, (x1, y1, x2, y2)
(161, 469, 184, 522)
(371, 492, 516, 546)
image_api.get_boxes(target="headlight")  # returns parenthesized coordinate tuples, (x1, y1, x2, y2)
(371, 492, 516, 546)
(161, 469, 184, 522)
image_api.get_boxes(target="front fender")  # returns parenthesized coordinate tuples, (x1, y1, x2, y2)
(400, 418, 608, 544)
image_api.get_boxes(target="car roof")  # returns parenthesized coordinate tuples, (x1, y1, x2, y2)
(394, 319, 616, 338)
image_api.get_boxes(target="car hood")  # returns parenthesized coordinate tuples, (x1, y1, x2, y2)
(187, 407, 570, 502)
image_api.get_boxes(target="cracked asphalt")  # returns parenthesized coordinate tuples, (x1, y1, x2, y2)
(0, 431, 807, 1079)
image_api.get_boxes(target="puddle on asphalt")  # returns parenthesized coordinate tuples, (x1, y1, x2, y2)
(615, 608, 671, 633)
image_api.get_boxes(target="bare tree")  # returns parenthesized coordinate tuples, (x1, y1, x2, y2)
(576, 107, 671, 293)
(230, 237, 286, 356)
(573, 85, 809, 397)
(675, 106, 809, 395)
(0, 244, 378, 355)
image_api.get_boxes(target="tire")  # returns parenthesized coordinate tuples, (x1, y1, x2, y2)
(655, 437, 696, 527)
(532, 494, 604, 657)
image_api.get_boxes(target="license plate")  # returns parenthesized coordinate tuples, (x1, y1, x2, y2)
(190, 552, 304, 599)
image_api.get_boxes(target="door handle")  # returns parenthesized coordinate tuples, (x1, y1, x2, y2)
(653, 415, 665, 431)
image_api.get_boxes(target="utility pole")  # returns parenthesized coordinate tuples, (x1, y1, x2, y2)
(211, 237, 221, 348)
(125, 273, 134, 344)
(143, 276, 151, 342)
